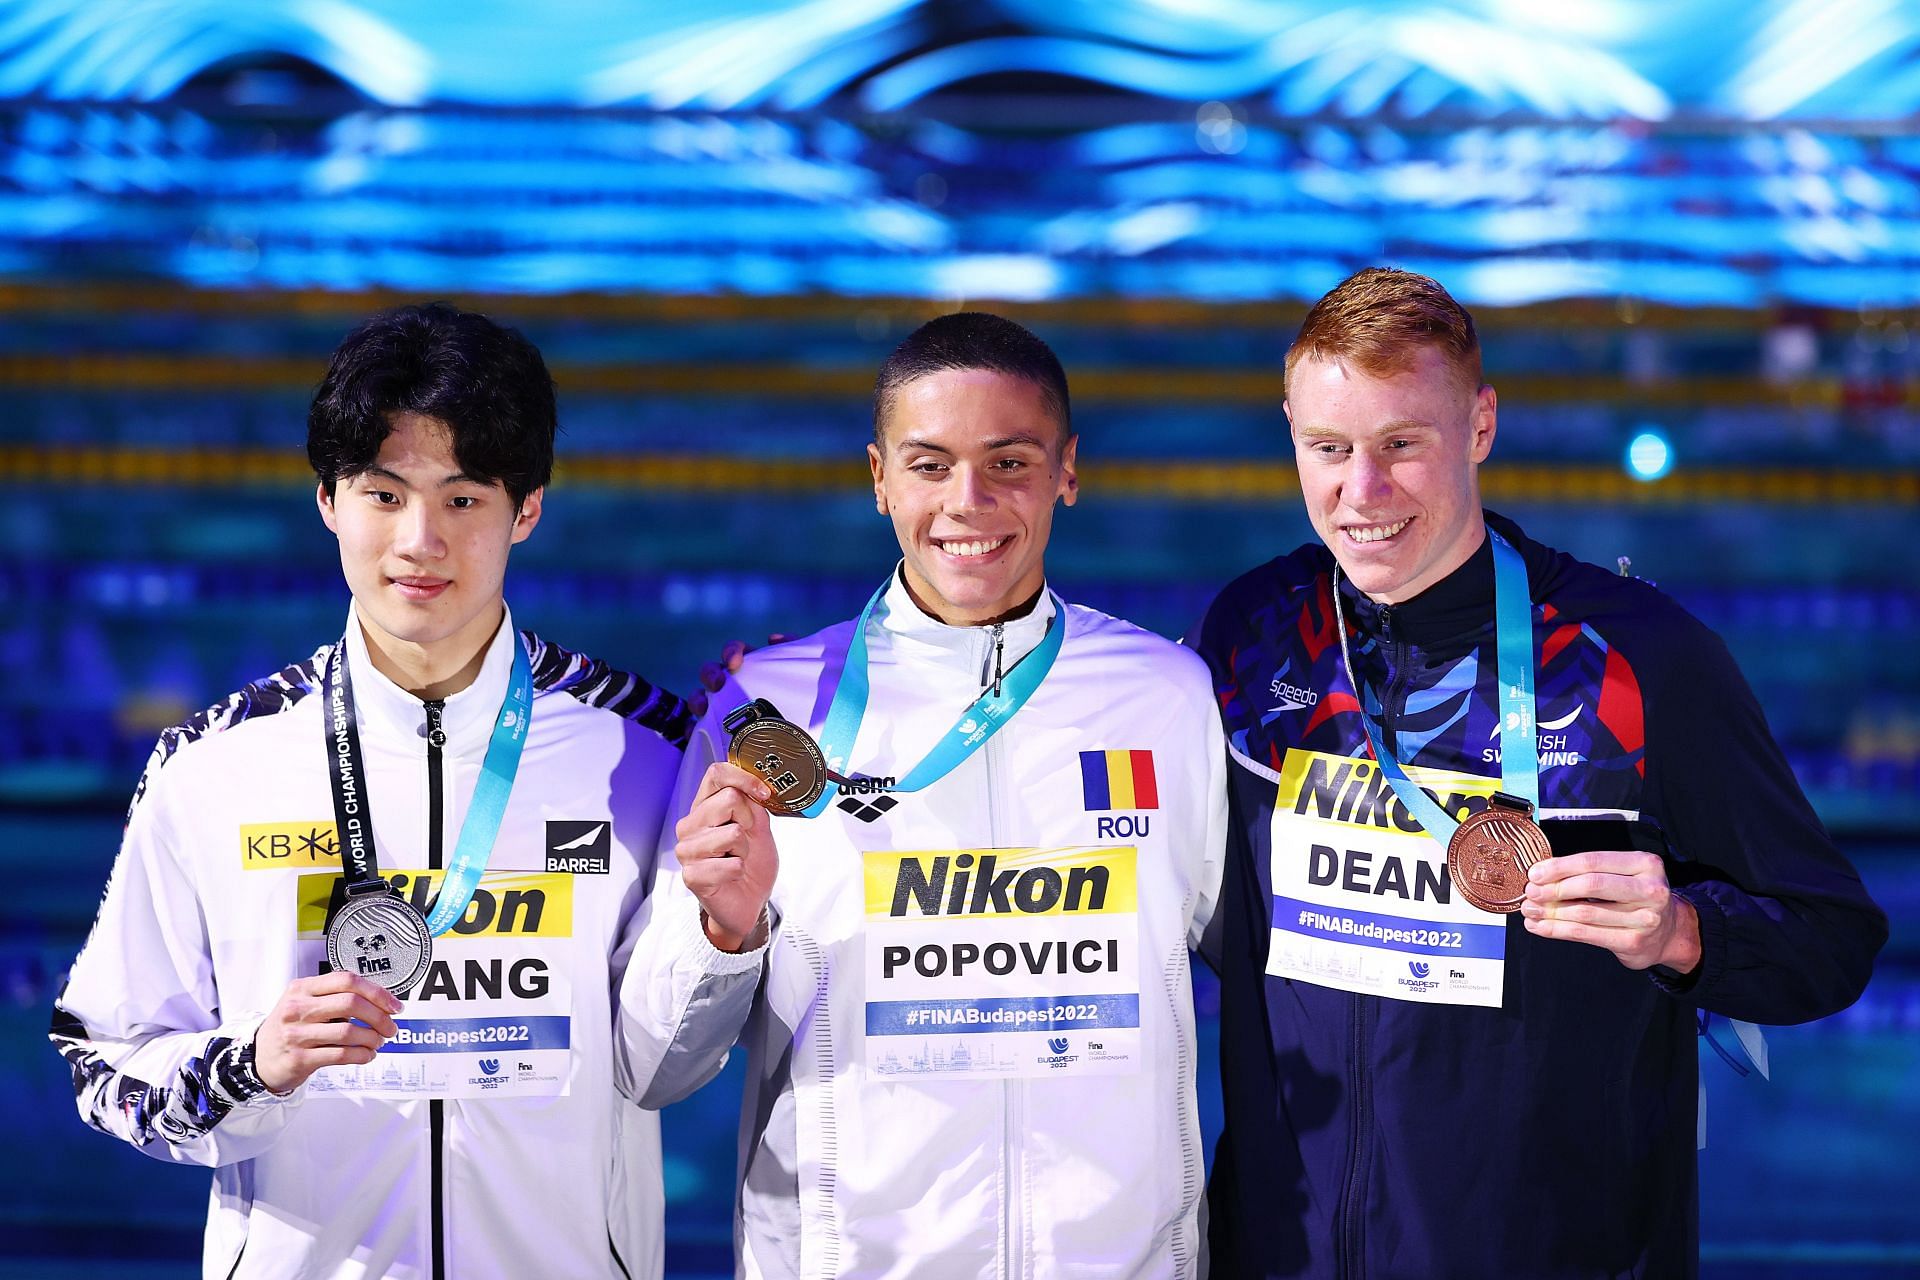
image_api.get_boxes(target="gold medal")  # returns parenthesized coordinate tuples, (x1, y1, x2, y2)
(1446, 793, 1553, 914)
(724, 699, 828, 816)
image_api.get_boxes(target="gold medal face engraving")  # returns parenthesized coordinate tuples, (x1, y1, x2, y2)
(1446, 803, 1553, 914)
(726, 705, 827, 816)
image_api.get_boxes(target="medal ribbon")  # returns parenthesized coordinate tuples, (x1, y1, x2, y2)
(799, 577, 1066, 818)
(322, 626, 534, 935)
(1332, 530, 1538, 843)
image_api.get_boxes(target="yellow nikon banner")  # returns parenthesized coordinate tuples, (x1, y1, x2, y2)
(1276, 748, 1500, 838)
(294, 870, 575, 940)
(863, 846, 1138, 921)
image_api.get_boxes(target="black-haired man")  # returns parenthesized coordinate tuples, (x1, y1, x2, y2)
(656, 312, 1227, 1276)
(52, 303, 771, 1279)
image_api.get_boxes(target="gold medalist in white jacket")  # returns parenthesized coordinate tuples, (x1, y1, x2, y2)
(672, 573, 1226, 1279)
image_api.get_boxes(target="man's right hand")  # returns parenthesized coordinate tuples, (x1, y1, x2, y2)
(254, 972, 403, 1094)
(675, 761, 780, 953)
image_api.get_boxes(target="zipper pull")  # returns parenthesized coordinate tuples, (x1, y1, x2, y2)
(991, 623, 1006, 698)
(424, 700, 446, 749)
(1379, 605, 1392, 641)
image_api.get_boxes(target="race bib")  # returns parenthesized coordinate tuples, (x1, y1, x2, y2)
(1268, 749, 1509, 1007)
(861, 846, 1142, 1080)
(297, 868, 575, 1098)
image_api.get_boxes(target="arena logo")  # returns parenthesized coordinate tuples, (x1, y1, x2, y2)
(837, 775, 899, 823)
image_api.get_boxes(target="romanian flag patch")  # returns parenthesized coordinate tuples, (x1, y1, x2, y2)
(1079, 749, 1159, 810)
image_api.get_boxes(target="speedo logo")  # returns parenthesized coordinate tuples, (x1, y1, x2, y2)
(1278, 749, 1496, 835)
(1268, 678, 1320, 712)
(296, 870, 575, 939)
(864, 847, 1137, 919)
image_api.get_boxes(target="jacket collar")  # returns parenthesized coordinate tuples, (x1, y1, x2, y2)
(1338, 525, 1497, 654)
(873, 562, 1057, 671)
(341, 600, 519, 757)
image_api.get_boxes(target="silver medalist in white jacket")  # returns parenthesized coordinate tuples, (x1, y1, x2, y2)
(679, 574, 1227, 1279)
(52, 607, 763, 1280)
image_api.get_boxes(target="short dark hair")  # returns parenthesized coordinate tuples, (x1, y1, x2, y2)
(873, 312, 1072, 447)
(307, 302, 556, 505)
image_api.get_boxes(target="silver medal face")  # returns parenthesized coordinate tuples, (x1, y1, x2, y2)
(324, 891, 433, 995)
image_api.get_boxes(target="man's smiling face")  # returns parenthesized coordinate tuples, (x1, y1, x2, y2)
(1287, 345, 1497, 604)
(868, 368, 1077, 626)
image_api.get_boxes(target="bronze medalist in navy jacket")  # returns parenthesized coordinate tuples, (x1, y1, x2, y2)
(1194, 511, 1884, 1280)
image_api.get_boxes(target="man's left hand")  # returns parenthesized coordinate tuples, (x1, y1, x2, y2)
(1521, 851, 1701, 974)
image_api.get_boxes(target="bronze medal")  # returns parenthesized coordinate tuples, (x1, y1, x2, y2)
(724, 699, 828, 816)
(1446, 794, 1553, 914)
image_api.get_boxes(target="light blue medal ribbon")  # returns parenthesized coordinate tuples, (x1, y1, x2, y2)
(1334, 536, 1767, 1083)
(1333, 530, 1538, 839)
(421, 636, 534, 935)
(798, 578, 1065, 818)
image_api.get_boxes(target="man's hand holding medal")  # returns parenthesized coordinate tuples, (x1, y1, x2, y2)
(674, 698, 821, 953)
(254, 972, 404, 1095)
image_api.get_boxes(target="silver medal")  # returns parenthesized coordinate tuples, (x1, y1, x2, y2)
(324, 889, 433, 995)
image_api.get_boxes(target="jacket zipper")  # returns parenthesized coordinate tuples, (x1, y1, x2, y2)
(1339, 997, 1375, 1280)
(1341, 604, 1399, 1280)
(982, 625, 1023, 1279)
(425, 698, 447, 1280)
(1379, 605, 1403, 759)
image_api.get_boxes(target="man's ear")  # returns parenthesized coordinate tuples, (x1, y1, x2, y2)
(1469, 385, 1498, 464)
(1058, 433, 1079, 508)
(317, 482, 338, 533)
(510, 486, 544, 545)
(867, 442, 888, 515)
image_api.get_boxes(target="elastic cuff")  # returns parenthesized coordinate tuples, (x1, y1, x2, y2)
(686, 900, 774, 975)
(211, 1030, 293, 1105)
(1649, 887, 1721, 1001)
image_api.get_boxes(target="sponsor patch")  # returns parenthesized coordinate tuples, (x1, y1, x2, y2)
(836, 774, 899, 824)
(545, 820, 610, 874)
(298, 869, 575, 939)
(240, 821, 341, 869)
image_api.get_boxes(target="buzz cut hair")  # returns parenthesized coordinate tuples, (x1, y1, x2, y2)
(1285, 267, 1483, 398)
(872, 312, 1072, 448)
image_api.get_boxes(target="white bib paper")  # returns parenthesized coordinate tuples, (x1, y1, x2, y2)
(298, 868, 575, 1099)
(860, 846, 1143, 1079)
(1266, 748, 1509, 1007)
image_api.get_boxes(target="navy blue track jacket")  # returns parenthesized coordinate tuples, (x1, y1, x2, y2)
(1194, 512, 1885, 1280)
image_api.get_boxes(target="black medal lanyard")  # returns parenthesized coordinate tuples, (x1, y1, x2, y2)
(320, 640, 435, 994)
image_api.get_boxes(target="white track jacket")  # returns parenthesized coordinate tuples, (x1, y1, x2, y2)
(51, 607, 763, 1280)
(676, 573, 1227, 1279)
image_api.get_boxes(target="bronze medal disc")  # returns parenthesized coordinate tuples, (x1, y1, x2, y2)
(728, 717, 828, 816)
(1446, 805, 1554, 914)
